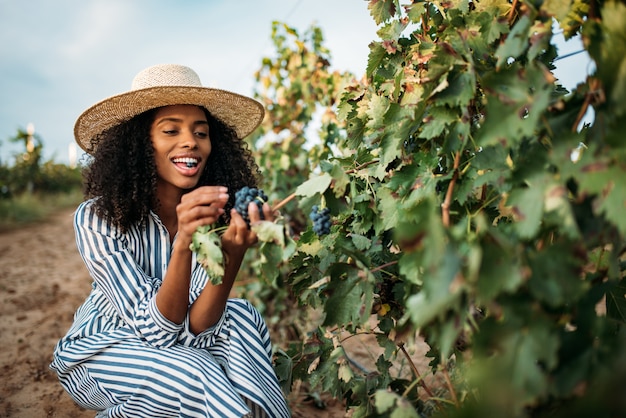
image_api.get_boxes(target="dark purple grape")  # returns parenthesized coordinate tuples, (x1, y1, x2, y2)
(235, 186, 267, 226)
(310, 205, 331, 236)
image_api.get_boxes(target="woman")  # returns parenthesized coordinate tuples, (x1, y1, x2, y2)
(50, 64, 290, 417)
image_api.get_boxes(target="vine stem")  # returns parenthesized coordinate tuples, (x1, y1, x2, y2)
(441, 366, 459, 407)
(441, 151, 461, 228)
(370, 260, 398, 274)
(572, 78, 601, 132)
(346, 159, 380, 174)
(271, 192, 297, 212)
(508, 0, 519, 23)
(398, 342, 437, 402)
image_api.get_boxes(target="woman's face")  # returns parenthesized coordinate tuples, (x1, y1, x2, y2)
(150, 104, 211, 191)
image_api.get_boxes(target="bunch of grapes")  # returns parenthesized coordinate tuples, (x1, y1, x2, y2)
(310, 205, 331, 236)
(234, 186, 268, 226)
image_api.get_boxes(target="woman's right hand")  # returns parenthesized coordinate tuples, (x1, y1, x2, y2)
(175, 186, 229, 246)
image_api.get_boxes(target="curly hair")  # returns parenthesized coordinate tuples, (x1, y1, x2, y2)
(82, 106, 261, 232)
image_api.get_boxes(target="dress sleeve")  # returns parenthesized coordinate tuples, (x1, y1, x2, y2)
(74, 200, 182, 348)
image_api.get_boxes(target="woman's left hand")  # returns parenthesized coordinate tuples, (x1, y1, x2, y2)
(221, 201, 273, 262)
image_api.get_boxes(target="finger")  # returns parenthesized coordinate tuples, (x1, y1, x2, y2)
(248, 201, 259, 223)
(224, 209, 255, 245)
(261, 202, 274, 222)
(180, 186, 229, 208)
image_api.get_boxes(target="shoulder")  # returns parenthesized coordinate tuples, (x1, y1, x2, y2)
(73, 198, 98, 225)
(73, 198, 121, 237)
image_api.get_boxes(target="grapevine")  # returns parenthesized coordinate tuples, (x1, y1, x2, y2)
(245, 6, 626, 418)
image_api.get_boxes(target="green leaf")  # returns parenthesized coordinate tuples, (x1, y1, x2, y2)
(375, 390, 399, 413)
(506, 182, 545, 239)
(472, 316, 559, 411)
(476, 63, 554, 147)
(375, 382, 422, 417)
(527, 243, 587, 308)
(495, 14, 532, 68)
(484, 14, 510, 45)
(252, 220, 285, 247)
(190, 226, 224, 284)
(350, 233, 373, 251)
(323, 267, 374, 327)
(367, 42, 388, 77)
(273, 349, 293, 394)
(365, 95, 391, 131)
(475, 232, 524, 303)
(406, 2, 426, 23)
(606, 279, 626, 323)
(405, 246, 462, 329)
(587, 1, 626, 116)
(577, 161, 626, 236)
(432, 69, 476, 107)
(368, 0, 398, 25)
(419, 106, 458, 139)
(541, 0, 572, 22)
(377, 187, 400, 232)
(295, 173, 332, 197)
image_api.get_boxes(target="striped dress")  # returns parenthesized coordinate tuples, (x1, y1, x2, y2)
(50, 200, 291, 417)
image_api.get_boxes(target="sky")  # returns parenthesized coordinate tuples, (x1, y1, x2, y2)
(0, 0, 591, 165)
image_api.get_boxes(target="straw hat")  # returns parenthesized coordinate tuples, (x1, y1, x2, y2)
(74, 64, 265, 153)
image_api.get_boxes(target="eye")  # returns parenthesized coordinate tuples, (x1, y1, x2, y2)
(163, 129, 178, 135)
(194, 131, 209, 138)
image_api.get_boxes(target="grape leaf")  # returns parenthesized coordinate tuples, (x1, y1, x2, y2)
(190, 226, 224, 285)
(606, 279, 626, 323)
(375, 390, 398, 414)
(476, 64, 553, 147)
(506, 181, 545, 239)
(323, 267, 374, 327)
(295, 173, 332, 197)
(527, 243, 587, 308)
(368, 0, 398, 25)
(252, 220, 285, 247)
(419, 106, 458, 139)
(495, 14, 531, 68)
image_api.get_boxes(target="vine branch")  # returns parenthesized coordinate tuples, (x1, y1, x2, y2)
(441, 151, 461, 228)
(271, 192, 297, 212)
(398, 342, 437, 402)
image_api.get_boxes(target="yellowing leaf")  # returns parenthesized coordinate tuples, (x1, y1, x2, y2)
(190, 226, 224, 285)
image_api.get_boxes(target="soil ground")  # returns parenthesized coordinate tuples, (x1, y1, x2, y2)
(0, 208, 437, 417)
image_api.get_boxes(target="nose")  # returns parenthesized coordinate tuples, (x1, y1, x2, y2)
(181, 129, 199, 149)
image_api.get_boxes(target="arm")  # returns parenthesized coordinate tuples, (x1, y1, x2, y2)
(155, 186, 229, 325)
(74, 200, 182, 347)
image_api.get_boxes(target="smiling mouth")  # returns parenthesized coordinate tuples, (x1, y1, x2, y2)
(172, 157, 199, 169)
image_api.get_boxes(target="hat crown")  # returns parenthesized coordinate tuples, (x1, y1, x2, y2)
(131, 64, 202, 90)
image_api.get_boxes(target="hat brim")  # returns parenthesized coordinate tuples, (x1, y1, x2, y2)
(74, 86, 265, 153)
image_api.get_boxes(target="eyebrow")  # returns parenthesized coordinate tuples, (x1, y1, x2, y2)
(155, 117, 209, 126)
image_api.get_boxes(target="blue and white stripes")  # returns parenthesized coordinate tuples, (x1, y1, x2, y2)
(50, 200, 290, 417)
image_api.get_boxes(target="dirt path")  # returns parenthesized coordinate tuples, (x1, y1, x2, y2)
(0, 209, 438, 417)
(0, 209, 93, 418)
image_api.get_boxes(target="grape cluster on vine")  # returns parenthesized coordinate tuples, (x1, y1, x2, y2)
(235, 186, 267, 226)
(310, 205, 331, 236)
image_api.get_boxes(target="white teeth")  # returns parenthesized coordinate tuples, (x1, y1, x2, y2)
(172, 157, 198, 166)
